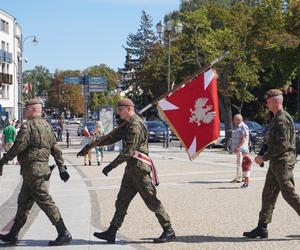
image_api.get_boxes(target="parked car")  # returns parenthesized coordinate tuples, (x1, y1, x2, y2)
(294, 122, 300, 155)
(77, 122, 96, 136)
(50, 121, 60, 132)
(244, 121, 266, 135)
(69, 117, 81, 124)
(146, 120, 171, 142)
(207, 122, 226, 148)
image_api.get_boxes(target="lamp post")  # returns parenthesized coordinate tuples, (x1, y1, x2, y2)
(18, 35, 38, 122)
(156, 20, 183, 147)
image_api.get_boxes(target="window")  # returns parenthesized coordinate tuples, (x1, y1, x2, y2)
(0, 84, 8, 99)
(0, 19, 9, 33)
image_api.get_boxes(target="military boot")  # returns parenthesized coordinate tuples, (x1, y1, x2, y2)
(153, 226, 176, 243)
(48, 220, 72, 246)
(0, 223, 21, 244)
(93, 225, 117, 244)
(243, 222, 268, 239)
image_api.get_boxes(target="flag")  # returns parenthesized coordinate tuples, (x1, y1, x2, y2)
(83, 126, 90, 137)
(157, 68, 220, 160)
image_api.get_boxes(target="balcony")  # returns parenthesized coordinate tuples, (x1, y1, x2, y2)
(0, 49, 13, 63)
(0, 73, 13, 85)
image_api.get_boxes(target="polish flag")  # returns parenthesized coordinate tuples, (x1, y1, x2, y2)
(83, 126, 90, 137)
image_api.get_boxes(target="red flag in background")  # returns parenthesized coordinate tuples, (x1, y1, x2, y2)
(83, 126, 90, 137)
(157, 69, 220, 160)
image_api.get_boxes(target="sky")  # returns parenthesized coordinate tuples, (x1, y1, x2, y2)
(1, 0, 180, 73)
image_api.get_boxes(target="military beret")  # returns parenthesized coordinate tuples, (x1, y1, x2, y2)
(25, 98, 41, 107)
(117, 98, 135, 107)
(264, 89, 283, 100)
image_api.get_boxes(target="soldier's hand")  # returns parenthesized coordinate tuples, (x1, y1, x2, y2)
(102, 163, 114, 176)
(59, 166, 70, 182)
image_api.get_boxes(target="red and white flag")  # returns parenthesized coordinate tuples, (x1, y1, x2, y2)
(83, 126, 90, 137)
(157, 69, 220, 160)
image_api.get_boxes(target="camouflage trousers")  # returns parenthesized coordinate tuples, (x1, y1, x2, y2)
(14, 174, 62, 229)
(259, 163, 300, 224)
(110, 162, 171, 230)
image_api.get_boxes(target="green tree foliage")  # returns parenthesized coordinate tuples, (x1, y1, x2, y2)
(126, 0, 299, 139)
(83, 64, 118, 91)
(126, 10, 157, 60)
(47, 70, 84, 115)
(23, 65, 52, 97)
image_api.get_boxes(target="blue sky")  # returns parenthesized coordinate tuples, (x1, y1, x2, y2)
(1, 0, 180, 73)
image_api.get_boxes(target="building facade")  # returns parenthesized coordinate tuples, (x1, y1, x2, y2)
(0, 9, 21, 120)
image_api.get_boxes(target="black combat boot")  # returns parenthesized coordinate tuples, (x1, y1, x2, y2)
(89, 160, 92, 166)
(243, 222, 268, 239)
(93, 225, 117, 244)
(0, 223, 21, 244)
(153, 226, 176, 243)
(48, 220, 72, 246)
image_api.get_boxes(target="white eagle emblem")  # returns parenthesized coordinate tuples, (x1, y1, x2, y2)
(189, 98, 216, 126)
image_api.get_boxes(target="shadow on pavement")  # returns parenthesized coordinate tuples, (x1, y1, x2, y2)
(209, 187, 241, 190)
(139, 235, 300, 244)
(286, 235, 300, 238)
(10, 239, 118, 247)
(188, 181, 229, 184)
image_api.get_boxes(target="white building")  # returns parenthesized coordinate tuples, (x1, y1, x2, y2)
(0, 9, 22, 120)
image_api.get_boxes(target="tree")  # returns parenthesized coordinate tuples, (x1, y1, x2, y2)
(126, 10, 157, 60)
(47, 70, 84, 116)
(23, 65, 52, 98)
(83, 64, 118, 91)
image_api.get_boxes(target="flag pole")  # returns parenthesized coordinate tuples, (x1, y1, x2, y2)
(77, 51, 229, 157)
(138, 51, 229, 115)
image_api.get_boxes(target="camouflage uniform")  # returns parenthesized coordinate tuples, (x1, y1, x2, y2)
(2, 115, 65, 228)
(100, 113, 171, 230)
(259, 109, 300, 223)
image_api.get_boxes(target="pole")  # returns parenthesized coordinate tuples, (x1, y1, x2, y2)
(297, 77, 300, 120)
(77, 52, 230, 157)
(84, 75, 89, 124)
(17, 56, 23, 122)
(166, 34, 171, 147)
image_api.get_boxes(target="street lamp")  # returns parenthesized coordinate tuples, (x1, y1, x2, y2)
(18, 35, 39, 122)
(156, 20, 183, 91)
(156, 20, 183, 147)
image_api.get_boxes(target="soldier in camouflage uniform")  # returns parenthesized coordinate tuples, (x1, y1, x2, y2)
(243, 89, 300, 239)
(0, 98, 72, 246)
(89, 98, 175, 244)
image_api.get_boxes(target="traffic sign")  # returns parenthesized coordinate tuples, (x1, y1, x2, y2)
(89, 76, 107, 85)
(64, 76, 81, 84)
(89, 84, 107, 92)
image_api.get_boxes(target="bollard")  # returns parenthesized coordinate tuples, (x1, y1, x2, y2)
(66, 129, 70, 148)
(163, 132, 166, 148)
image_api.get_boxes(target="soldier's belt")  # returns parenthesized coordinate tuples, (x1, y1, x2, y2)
(133, 151, 159, 186)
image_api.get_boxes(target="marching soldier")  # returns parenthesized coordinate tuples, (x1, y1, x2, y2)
(79, 98, 175, 244)
(243, 89, 300, 238)
(0, 98, 72, 246)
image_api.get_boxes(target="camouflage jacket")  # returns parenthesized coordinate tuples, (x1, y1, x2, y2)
(4, 116, 64, 176)
(262, 109, 296, 165)
(99, 114, 148, 168)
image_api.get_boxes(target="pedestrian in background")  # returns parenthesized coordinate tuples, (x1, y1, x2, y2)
(230, 114, 250, 183)
(241, 154, 252, 188)
(95, 121, 104, 166)
(2, 119, 17, 153)
(82, 126, 92, 166)
(58, 115, 64, 141)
